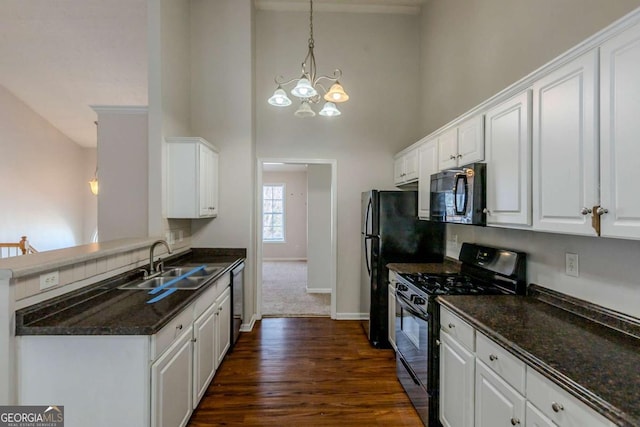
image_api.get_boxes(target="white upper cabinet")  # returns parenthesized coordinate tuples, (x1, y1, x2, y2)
(418, 139, 438, 219)
(438, 115, 484, 170)
(600, 22, 640, 240)
(484, 91, 532, 227)
(394, 147, 419, 185)
(532, 50, 599, 236)
(166, 137, 219, 219)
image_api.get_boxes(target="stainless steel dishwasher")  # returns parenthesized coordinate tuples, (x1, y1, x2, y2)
(230, 262, 244, 349)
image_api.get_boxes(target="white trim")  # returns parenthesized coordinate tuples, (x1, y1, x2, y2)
(90, 105, 148, 114)
(396, 6, 640, 157)
(306, 287, 331, 294)
(255, 0, 423, 15)
(335, 312, 369, 321)
(256, 158, 338, 321)
(240, 314, 257, 332)
(263, 257, 307, 261)
(164, 136, 219, 152)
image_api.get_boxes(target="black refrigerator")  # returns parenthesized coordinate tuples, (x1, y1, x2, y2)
(361, 190, 445, 348)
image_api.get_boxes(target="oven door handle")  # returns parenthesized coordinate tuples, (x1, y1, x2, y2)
(398, 354, 421, 386)
(397, 292, 430, 321)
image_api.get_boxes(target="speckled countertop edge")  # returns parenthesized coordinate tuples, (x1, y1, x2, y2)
(438, 293, 639, 427)
(387, 257, 462, 275)
(16, 249, 246, 336)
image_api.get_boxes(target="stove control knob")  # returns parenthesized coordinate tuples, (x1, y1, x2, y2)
(397, 284, 408, 292)
(414, 297, 426, 305)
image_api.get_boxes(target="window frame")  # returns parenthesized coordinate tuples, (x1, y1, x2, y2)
(262, 183, 286, 243)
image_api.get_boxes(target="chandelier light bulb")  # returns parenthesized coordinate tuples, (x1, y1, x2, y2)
(319, 101, 341, 117)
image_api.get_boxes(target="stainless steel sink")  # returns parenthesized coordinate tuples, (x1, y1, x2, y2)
(118, 263, 224, 290)
(119, 276, 206, 290)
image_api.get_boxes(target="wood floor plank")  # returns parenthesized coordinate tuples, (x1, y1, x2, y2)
(187, 318, 423, 426)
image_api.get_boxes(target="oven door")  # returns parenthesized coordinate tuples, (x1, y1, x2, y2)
(395, 292, 431, 425)
(395, 293, 430, 386)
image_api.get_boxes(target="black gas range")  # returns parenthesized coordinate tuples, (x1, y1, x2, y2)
(394, 243, 527, 427)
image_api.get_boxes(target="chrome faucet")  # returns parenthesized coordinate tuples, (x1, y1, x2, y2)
(148, 239, 172, 277)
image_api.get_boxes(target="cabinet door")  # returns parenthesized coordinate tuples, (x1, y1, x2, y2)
(458, 115, 485, 166)
(387, 283, 397, 350)
(600, 22, 640, 239)
(440, 331, 475, 427)
(199, 144, 216, 217)
(215, 287, 231, 368)
(404, 149, 419, 182)
(485, 91, 532, 226)
(418, 140, 438, 219)
(151, 327, 194, 427)
(526, 402, 555, 427)
(438, 127, 459, 170)
(394, 156, 406, 185)
(532, 50, 598, 235)
(475, 360, 525, 427)
(193, 304, 216, 408)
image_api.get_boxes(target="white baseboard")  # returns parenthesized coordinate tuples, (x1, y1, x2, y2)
(240, 314, 257, 332)
(262, 258, 307, 261)
(335, 313, 369, 320)
(306, 287, 331, 294)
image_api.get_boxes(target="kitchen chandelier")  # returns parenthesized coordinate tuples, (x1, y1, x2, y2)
(267, 0, 349, 117)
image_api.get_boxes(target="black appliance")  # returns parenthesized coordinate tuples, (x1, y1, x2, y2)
(230, 262, 244, 349)
(394, 243, 526, 426)
(361, 190, 445, 349)
(430, 162, 486, 225)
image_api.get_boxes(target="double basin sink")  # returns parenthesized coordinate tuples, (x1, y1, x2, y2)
(118, 264, 224, 290)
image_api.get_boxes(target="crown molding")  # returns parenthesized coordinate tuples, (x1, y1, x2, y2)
(255, 0, 424, 15)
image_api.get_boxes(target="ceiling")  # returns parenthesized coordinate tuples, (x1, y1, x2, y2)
(0, 0, 420, 148)
(0, 0, 147, 148)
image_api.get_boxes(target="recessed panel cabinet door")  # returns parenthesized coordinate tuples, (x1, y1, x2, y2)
(440, 331, 475, 427)
(418, 140, 438, 219)
(215, 287, 231, 368)
(484, 91, 532, 226)
(457, 115, 484, 166)
(193, 304, 216, 408)
(532, 50, 599, 235)
(438, 127, 459, 170)
(600, 22, 640, 239)
(475, 360, 525, 427)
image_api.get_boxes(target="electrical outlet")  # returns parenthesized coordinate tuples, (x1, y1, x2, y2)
(565, 253, 579, 277)
(39, 271, 60, 290)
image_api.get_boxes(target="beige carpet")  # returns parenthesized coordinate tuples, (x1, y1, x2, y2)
(262, 261, 331, 317)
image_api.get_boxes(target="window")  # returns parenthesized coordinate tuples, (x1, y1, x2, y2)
(263, 184, 285, 242)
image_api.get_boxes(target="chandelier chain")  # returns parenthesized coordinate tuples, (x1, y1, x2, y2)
(308, 0, 314, 48)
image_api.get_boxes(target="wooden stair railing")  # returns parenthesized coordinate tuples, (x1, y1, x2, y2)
(0, 236, 38, 258)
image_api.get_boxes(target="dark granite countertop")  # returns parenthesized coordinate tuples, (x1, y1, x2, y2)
(16, 248, 245, 336)
(387, 258, 461, 275)
(438, 286, 640, 427)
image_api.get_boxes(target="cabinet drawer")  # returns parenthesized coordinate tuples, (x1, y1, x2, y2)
(194, 273, 230, 319)
(526, 368, 611, 427)
(440, 307, 475, 351)
(152, 305, 194, 359)
(476, 332, 526, 394)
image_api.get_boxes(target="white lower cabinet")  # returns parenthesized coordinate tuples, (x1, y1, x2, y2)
(18, 274, 233, 427)
(475, 359, 526, 427)
(387, 275, 397, 350)
(152, 326, 194, 427)
(439, 307, 615, 427)
(440, 330, 475, 427)
(215, 287, 231, 368)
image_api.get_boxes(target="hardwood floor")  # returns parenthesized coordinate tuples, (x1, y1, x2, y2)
(188, 318, 423, 426)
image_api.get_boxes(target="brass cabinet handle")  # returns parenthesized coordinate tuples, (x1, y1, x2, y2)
(510, 418, 520, 425)
(580, 207, 592, 215)
(596, 207, 609, 216)
(551, 402, 564, 413)
(489, 354, 498, 361)
(448, 323, 455, 329)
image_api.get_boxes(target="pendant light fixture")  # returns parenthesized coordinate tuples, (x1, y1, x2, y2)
(89, 168, 99, 196)
(267, 0, 349, 117)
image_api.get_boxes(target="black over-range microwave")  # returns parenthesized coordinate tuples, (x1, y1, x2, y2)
(430, 162, 486, 226)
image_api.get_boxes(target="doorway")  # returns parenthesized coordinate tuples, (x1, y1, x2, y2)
(256, 159, 337, 319)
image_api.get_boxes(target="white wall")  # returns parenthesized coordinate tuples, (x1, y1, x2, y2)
(262, 171, 307, 260)
(95, 108, 148, 242)
(419, 0, 640, 135)
(256, 10, 421, 317)
(307, 164, 332, 293)
(0, 85, 96, 251)
(189, 0, 256, 322)
(147, 0, 193, 243)
(417, 1, 640, 318)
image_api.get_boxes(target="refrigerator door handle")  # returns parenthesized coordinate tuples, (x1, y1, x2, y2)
(364, 197, 372, 235)
(364, 234, 378, 276)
